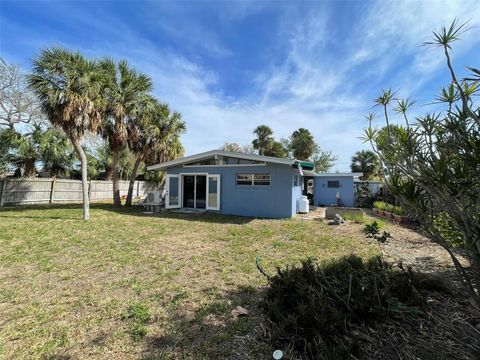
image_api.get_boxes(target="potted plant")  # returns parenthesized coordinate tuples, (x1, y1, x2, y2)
(373, 201, 385, 216)
(383, 203, 394, 219)
(392, 206, 407, 224)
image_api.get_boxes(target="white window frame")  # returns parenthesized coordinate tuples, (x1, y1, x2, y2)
(165, 174, 181, 209)
(206, 174, 221, 210)
(236, 173, 271, 186)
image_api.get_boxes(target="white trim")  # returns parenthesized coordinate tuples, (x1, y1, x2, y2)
(183, 162, 266, 168)
(147, 149, 303, 170)
(315, 172, 363, 177)
(165, 174, 181, 209)
(206, 174, 221, 211)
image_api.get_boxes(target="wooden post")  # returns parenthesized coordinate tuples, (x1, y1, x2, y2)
(49, 178, 56, 204)
(0, 180, 7, 207)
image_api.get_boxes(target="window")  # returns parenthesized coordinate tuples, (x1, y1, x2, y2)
(236, 173, 271, 186)
(236, 174, 253, 185)
(327, 180, 340, 188)
(293, 175, 299, 187)
(254, 174, 271, 186)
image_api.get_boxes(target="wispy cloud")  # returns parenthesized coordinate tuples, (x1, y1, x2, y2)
(2, 0, 480, 171)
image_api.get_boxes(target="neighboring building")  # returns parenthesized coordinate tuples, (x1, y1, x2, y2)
(147, 150, 360, 218)
(314, 173, 362, 207)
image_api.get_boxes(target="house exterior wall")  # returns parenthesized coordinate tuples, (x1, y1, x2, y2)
(313, 176, 355, 207)
(167, 163, 298, 218)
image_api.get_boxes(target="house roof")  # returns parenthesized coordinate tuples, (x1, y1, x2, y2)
(147, 150, 314, 171)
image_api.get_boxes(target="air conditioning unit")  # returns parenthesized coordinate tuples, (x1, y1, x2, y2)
(145, 191, 163, 205)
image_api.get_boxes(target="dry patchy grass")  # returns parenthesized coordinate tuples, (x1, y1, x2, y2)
(0, 204, 379, 359)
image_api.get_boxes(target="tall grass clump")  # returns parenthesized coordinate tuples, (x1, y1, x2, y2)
(261, 255, 449, 358)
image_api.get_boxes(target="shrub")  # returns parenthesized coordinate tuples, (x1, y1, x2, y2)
(373, 201, 386, 211)
(364, 221, 379, 236)
(261, 255, 446, 359)
(433, 212, 463, 248)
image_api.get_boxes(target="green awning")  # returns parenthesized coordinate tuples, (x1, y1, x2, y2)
(299, 161, 314, 170)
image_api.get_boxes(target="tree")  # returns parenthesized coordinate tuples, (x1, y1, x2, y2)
(289, 128, 316, 160)
(362, 20, 480, 305)
(264, 141, 288, 158)
(350, 150, 380, 180)
(311, 145, 337, 172)
(220, 142, 256, 154)
(28, 47, 105, 220)
(99, 59, 153, 206)
(252, 125, 273, 155)
(0, 128, 16, 176)
(240, 144, 256, 155)
(7, 124, 42, 177)
(220, 142, 242, 152)
(125, 101, 185, 206)
(39, 127, 75, 177)
(0, 58, 42, 131)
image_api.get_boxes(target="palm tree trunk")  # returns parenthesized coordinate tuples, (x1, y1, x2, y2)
(112, 150, 121, 206)
(71, 139, 89, 220)
(125, 155, 142, 207)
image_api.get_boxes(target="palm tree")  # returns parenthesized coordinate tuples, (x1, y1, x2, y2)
(39, 128, 75, 177)
(125, 101, 186, 206)
(263, 141, 288, 158)
(350, 150, 380, 180)
(289, 128, 316, 160)
(99, 59, 153, 206)
(252, 125, 273, 155)
(28, 48, 104, 219)
(9, 124, 42, 177)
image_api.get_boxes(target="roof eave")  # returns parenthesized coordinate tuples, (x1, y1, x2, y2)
(146, 150, 297, 171)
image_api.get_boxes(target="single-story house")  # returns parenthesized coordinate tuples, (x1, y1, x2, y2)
(314, 173, 362, 207)
(147, 150, 360, 218)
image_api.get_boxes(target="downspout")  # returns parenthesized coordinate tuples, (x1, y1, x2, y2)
(294, 160, 304, 176)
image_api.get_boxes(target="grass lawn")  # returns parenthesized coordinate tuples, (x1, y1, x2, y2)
(0, 204, 379, 359)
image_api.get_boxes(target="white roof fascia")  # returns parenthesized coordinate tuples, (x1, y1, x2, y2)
(314, 172, 363, 177)
(147, 150, 297, 171)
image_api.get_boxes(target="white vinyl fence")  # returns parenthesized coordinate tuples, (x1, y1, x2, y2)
(0, 178, 157, 206)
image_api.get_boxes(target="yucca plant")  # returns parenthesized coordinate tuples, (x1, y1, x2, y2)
(362, 20, 480, 306)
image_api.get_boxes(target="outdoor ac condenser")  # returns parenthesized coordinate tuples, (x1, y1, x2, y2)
(145, 191, 162, 205)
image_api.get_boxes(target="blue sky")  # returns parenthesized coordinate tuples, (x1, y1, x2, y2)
(2, 0, 480, 170)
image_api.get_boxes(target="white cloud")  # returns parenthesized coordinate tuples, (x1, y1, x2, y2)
(4, 0, 480, 171)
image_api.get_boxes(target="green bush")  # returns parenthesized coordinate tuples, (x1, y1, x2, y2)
(433, 212, 463, 248)
(391, 205, 406, 216)
(261, 255, 448, 359)
(374, 202, 406, 216)
(364, 221, 379, 236)
(373, 201, 387, 210)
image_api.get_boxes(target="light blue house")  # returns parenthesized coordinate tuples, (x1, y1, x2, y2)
(313, 173, 361, 207)
(147, 150, 359, 218)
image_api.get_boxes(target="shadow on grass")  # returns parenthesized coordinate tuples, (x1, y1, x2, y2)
(139, 284, 269, 359)
(0, 203, 255, 224)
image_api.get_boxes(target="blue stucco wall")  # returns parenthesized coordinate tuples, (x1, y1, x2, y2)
(167, 163, 299, 218)
(313, 176, 355, 207)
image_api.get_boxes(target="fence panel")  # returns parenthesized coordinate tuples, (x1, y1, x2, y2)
(0, 178, 157, 206)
